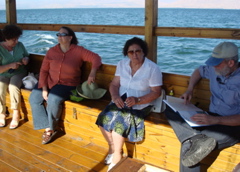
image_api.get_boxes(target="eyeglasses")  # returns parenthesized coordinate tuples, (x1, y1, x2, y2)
(56, 33, 69, 37)
(216, 77, 225, 85)
(127, 49, 142, 55)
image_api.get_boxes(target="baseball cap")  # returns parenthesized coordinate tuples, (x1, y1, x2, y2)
(205, 42, 238, 66)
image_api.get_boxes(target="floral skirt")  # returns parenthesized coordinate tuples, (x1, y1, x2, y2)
(95, 102, 152, 142)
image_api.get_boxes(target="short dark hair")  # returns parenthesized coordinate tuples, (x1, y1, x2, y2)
(1, 24, 22, 41)
(60, 26, 78, 45)
(123, 37, 148, 57)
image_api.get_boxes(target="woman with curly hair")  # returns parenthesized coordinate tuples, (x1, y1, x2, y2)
(0, 24, 29, 129)
(96, 37, 163, 171)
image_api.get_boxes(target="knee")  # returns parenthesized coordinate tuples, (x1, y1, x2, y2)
(29, 90, 43, 104)
(0, 86, 6, 95)
(47, 94, 64, 105)
(8, 84, 20, 93)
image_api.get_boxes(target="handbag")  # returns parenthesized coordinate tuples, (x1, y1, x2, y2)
(152, 89, 166, 113)
(22, 72, 38, 89)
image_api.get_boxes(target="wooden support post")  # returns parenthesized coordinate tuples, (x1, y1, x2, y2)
(6, 0, 17, 24)
(144, 0, 158, 63)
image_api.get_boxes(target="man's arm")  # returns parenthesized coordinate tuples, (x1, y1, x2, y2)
(181, 68, 202, 104)
(217, 115, 240, 126)
(192, 113, 240, 126)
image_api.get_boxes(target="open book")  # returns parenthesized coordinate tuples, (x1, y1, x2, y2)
(163, 96, 209, 127)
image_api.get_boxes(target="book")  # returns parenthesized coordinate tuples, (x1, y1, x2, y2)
(163, 96, 209, 127)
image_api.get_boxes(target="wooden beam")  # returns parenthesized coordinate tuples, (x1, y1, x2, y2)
(144, 0, 158, 62)
(6, 0, 17, 24)
(0, 23, 239, 41)
(156, 27, 240, 40)
(10, 23, 145, 35)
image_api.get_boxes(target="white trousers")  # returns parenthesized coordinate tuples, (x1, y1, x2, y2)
(0, 72, 26, 114)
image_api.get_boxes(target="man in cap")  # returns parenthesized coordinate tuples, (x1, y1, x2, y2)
(165, 42, 240, 171)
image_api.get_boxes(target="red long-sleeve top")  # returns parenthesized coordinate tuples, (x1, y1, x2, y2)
(38, 44, 102, 89)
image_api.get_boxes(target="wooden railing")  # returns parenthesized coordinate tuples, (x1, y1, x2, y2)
(2, 0, 240, 64)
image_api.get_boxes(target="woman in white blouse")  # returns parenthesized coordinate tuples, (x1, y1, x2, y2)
(96, 37, 163, 171)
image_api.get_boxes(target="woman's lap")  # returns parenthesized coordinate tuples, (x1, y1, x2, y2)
(96, 103, 152, 142)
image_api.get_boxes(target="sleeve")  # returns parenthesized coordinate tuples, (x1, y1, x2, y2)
(198, 65, 210, 79)
(149, 65, 163, 87)
(38, 51, 50, 88)
(115, 61, 121, 76)
(80, 47, 102, 69)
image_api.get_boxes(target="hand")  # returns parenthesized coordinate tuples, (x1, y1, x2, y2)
(9, 62, 22, 69)
(191, 113, 219, 125)
(112, 95, 124, 108)
(125, 96, 138, 108)
(180, 90, 193, 104)
(22, 57, 29, 65)
(42, 90, 48, 101)
(87, 76, 95, 85)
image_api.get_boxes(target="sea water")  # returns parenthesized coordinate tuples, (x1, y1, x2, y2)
(0, 8, 239, 75)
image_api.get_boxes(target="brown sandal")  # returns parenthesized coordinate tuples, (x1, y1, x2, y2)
(42, 130, 57, 144)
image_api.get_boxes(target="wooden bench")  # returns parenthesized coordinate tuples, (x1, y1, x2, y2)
(5, 53, 240, 172)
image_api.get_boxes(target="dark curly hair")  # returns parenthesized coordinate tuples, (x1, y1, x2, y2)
(122, 37, 148, 57)
(60, 26, 78, 45)
(0, 24, 22, 41)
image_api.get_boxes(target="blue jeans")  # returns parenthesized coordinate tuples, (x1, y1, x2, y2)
(165, 106, 240, 172)
(29, 83, 75, 131)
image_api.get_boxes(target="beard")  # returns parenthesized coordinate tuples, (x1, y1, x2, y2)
(215, 65, 231, 76)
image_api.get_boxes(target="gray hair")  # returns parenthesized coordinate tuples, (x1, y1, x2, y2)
(225, 55, 239, 65)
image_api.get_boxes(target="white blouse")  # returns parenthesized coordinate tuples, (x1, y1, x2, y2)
(115, 58, 163, 110)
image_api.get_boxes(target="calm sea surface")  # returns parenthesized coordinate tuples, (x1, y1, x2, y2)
(0, 8, 240, 75)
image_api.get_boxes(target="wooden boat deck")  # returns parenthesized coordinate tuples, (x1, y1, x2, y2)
(0, 117, 172, 172)
(0, 119, 110, 172)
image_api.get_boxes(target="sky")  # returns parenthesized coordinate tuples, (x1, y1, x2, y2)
(0, 0, 239, 10)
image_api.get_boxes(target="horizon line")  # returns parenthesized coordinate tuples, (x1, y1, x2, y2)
(0, 7, 239, 10)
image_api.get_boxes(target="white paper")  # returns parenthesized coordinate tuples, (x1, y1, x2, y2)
(178, 111, 210, 127)
(163, 96, 201, 112)
(164, 96, 210, 127)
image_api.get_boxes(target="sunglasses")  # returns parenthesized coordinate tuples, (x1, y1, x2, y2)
(216, 77, 225, 85)
(56, 33, 69, 37)
(127, 49, 142, 55)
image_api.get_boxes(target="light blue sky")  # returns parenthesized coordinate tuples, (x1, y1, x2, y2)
(0, 0, 239, 10)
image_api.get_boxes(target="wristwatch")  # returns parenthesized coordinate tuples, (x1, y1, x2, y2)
(137, 97, 141, 104)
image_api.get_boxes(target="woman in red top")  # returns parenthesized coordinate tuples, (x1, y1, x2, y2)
(29, 26, 102, 144)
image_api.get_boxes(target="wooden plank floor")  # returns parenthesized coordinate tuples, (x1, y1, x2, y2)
(0, 118, 110, 172)
(0, 118, 172, 172)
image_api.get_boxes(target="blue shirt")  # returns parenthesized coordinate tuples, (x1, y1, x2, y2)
(199, 64, 240, 116)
